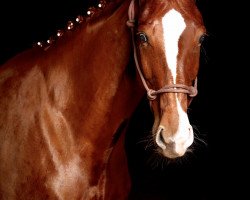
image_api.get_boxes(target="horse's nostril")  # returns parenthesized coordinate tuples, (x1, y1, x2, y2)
(159, 129, 165, 144)
(156, 127, 167, 150)
(159, 130, 173, 144)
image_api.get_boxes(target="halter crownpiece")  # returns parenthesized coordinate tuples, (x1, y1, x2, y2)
(126, 0, 198, 101)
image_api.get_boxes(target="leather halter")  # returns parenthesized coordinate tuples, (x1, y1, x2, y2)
(126, 0, 198, 100)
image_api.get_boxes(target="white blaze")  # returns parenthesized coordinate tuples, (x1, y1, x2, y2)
(161, 9, 193, 152)
(176, 100, 194, 149)
(162, 9, 186, 83)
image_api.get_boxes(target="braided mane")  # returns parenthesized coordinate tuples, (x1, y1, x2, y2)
(35, 0, 111, 48)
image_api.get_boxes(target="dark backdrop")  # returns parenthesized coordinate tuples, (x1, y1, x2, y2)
(0, 0, 227, 199)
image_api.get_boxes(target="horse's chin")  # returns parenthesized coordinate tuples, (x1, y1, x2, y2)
(158, 147, 187, 159)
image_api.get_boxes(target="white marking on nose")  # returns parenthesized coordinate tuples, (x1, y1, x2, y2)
(162, 9, 186, 83)
(175, 100, 194, 149)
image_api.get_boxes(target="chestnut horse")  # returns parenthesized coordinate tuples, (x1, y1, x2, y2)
(0, 0, 206, 199)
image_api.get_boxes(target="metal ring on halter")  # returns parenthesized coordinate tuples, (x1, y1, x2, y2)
(147, 89, 157, 100)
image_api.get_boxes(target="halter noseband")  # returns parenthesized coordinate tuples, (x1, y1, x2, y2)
(127, 0, 198, 100)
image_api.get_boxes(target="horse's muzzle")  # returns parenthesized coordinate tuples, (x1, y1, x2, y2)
(155, 125, 194, 158)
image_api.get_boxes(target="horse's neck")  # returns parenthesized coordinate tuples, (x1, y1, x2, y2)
(45, 0, 144, 150)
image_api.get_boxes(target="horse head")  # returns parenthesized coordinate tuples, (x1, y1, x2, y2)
(128, 0, 206, 159)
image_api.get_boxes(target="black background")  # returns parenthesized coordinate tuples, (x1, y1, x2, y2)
(0, 0, 240, 199)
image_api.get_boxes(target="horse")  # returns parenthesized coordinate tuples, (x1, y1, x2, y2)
(0, 0, 206, 199)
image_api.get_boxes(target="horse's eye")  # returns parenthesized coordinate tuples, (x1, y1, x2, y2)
(137, 32, 148, 43)
(199, 34, 206, 44)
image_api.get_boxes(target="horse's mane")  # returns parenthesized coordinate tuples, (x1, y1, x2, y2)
(34, 0, 112, 49)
